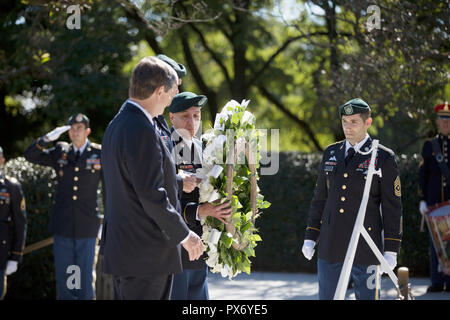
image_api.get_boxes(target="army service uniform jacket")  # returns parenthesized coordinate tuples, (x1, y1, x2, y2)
(171, 128, 206, 270)
(0, 174, 27, 270)
(305, 137, 403, 266)
(24, 139, 102, 238)
(418, 134, 450, 207)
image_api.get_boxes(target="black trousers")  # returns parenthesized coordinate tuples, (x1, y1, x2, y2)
(113, 274, 173, 300)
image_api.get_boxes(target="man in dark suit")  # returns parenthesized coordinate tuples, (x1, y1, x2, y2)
(418, 102, 450, 292)
(24, 113, 102, 300)
(168, 92, 232, 300)
(301, 98, 403, 300)
(0, 146, 27, 300)
(100, 56, 205, 300)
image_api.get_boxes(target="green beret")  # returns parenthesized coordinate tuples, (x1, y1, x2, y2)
(169, 92, 207, 113)
(156, 54, 187, 79)
(339, 98, 371, 116)
(67, 113, 90, 127)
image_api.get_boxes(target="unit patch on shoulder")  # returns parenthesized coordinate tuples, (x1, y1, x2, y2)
(394, 176, 401, 197)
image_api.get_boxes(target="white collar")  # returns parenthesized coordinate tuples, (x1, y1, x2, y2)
(345, 134, 370, 155)
(73, 140, 89, 155)
(174, 129, 193, 147)
(127, 99, 154, 126)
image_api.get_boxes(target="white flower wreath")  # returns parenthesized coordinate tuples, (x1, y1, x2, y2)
(198, 99, 270, 279)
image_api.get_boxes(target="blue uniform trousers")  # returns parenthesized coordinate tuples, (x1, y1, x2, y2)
(53, 235, 97, 300)
(170, 266, 209, 300)
(318, 258, 380, 300)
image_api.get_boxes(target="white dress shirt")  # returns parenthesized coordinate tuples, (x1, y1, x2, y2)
(73, 139, 89, 156)
(345, 133, 370, 157)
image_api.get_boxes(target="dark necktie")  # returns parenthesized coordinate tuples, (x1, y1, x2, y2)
(75, 150, 80, 162)
(345, 147, 355, 166)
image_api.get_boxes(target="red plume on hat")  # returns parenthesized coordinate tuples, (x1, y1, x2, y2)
(435, 101, 450, 118)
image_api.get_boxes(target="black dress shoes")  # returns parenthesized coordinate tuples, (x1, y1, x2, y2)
(426, 284, 444, 293)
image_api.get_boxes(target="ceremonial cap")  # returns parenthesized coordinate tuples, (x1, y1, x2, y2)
(339, 98, 371, 117)
(169, 92, 207, 113)
(435, 102, 450, 119)
(156, 54, 187, 79)
(67, 113, 90, 127)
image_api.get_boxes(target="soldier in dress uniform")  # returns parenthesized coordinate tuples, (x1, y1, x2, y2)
(24, 113, 102, 300)
(168, 92, 232, 300)
(418, 102, 450, 292)
(0, 146, 27, 300)
(301, 98, 403, 300)
(156, 54, 197, 194)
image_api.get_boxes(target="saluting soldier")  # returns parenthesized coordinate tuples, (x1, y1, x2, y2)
(0, 146, 27, 300)
(418, 102, 450, 293)
(168, 92, 232, 300)
(24, 113, 102, 300)
(301, 98, 403, 300)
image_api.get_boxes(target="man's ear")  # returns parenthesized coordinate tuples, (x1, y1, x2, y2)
(169, 112, 174, 123)
(86, 127, 91, 137)
(156, 85, 165, 97)
(366, 117, 373, 127)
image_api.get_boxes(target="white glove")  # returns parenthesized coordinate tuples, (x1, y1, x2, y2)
(44, 125, 71, 142)
(97, 224, 103, 239)
(6, 260, 18, 276)
(382, 251, 397, 274)
(302, 240, 316, 260)
(419, 200, 428, 216)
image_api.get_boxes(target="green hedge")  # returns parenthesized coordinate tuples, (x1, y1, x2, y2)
(253, 152, 430, 278)
(1, 152, 430, 299)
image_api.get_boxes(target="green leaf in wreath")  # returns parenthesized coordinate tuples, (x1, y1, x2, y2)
(251, 234, 262, 242)
(221, 232, 233, 249)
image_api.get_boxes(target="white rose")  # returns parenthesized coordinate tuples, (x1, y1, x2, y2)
(240, 99, 250, 108)
(209, 228, 222, 245)
(207, 165, 223, 179)
(241, 110, 255, 126)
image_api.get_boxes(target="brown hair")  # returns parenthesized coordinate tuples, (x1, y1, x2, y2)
(128, 56, 177, 99)
(359, 111, 372, 121)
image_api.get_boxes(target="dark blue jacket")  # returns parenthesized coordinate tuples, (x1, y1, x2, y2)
(0, 174, 27, 269)
(305, 138, 403, 265)
(100, 102, 190, 277)
(24, 139, 102, 238)
(418, 134, 450, 206)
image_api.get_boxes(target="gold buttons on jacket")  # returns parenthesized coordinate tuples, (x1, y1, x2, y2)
(74, 176, 79, 181)
(73, 186, 78, 191)
(73, 195, 77, 201)
(339, 209, 344, 213)
(74, 167, 79, 172)
(368, 227, 372, 231)
(341, 197, 346, 201)
(343, 173, 348, 178)
(342, 185, 347, 190)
